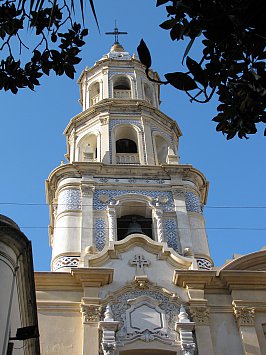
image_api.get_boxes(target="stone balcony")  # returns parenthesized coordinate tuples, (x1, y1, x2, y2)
(116, 153, 140, 165)
(114, 90, 131, 99)
(90, 94, 100, 105)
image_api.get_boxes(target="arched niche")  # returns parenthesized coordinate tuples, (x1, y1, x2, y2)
(116, 200, 153, 241)
(154, 134, 169, 164)
(144, 82, 154, 105)
(77, 132, 99, 162)
(112, 75, 132, 99)
(112, 124, 142, 165)
(89, 81, 100, 106)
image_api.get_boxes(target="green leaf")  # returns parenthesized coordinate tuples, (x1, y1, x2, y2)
(156, 0, 169, 6)
(182, 38, 195, 64)
(137, 39, 152, 68)
(159, 18, 177, 30)
(165, 72, 198, 91)
(170, 24, 184, 41)
(186, 56, 207, 87)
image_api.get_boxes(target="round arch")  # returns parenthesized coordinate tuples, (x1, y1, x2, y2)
(110, 74, 135, 99)
(112, 124, 144, 165)
(76, 130, 100, 162)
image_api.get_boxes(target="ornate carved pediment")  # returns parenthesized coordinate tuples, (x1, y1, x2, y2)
(84, 234, 192, 270)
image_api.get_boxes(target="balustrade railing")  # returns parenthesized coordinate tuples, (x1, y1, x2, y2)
(90, 94, 100, 105)
(114, 90, 131, 99)
(116, 153, 140, 165)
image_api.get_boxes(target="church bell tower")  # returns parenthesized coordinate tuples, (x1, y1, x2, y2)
(46, 40, 212, 273)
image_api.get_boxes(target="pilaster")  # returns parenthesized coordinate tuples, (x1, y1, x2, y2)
(233, 302, 261, 355)
(172, 188, 193, 253)
(80, 178, 94, 261)
(80, 302, 101, 355)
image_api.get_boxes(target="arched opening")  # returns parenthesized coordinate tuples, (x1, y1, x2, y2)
(114, 125, 139, 164)
(89, 82, 100, 106)
(113, 76, 131, 99)
(79, 134, 97, 162)
(144, 82, 153, 105)
(155, 135, 169, 164)
(117, 215, 153, 241)
(116, 200, 153, 241)
(116, 139, 137, 153)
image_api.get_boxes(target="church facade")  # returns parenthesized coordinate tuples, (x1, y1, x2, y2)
(35, 42, 266, 355)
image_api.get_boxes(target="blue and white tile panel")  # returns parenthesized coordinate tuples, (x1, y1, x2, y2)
(57, 189, 81, 215)
(95, 218, 106, 251)
(185, 191, 202, 214)
(164, 218, 181, 252)
(53, 255, 80, 271)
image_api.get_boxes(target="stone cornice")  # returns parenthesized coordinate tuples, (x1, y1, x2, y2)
(37, 301, 80, 312)
(219, 270, 266, 290)
(173, 270, 216, 289)
(64, 99, 182, 137)
(35, 267, 113, 290)
(72, 268, 113, 287)
(46, 163, 207, 199)
(85, 234, 192, 270)
(174, 269, 266, 292)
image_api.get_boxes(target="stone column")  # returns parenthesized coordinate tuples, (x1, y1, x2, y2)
(80, 303, 101, 355)
(190, 305, 214, 355)
(154, 207, 164, 243)
(107, 204, 117, 242)
(142, 120, 155, 165)
(233, 304, 261, 355)
(80, 179, 94, 260)
(172, 188, 193, 254)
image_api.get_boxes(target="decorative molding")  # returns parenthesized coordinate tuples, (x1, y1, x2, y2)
(196, 258, 213, 271)
(111, 290, 181, 345)
(57, 189, 81, 214)
(86, 235, 192, 270)
(52, 255, 80, 271)
(81, 184, 94, 197)
(233, 306, 255, 326)
(190, 306, 210, 326)
(173, 188, 185, 199)
(93, 189, 175, 212)
(80, 303, 101, 323)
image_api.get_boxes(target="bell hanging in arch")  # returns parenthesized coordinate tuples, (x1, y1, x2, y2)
(125, 216, 144, 237)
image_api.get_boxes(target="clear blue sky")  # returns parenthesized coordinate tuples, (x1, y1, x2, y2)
(0, 0, 265, 271)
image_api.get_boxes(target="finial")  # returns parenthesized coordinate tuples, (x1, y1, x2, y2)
(105, 21, 128, 45)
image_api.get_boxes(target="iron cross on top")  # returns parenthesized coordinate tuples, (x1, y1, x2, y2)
(105, 22, 128, 44)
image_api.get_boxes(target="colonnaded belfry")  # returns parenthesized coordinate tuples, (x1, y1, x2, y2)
(35, 38, 266, 355)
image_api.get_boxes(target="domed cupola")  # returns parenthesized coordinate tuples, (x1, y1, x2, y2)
(77, 37, 161, 111)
